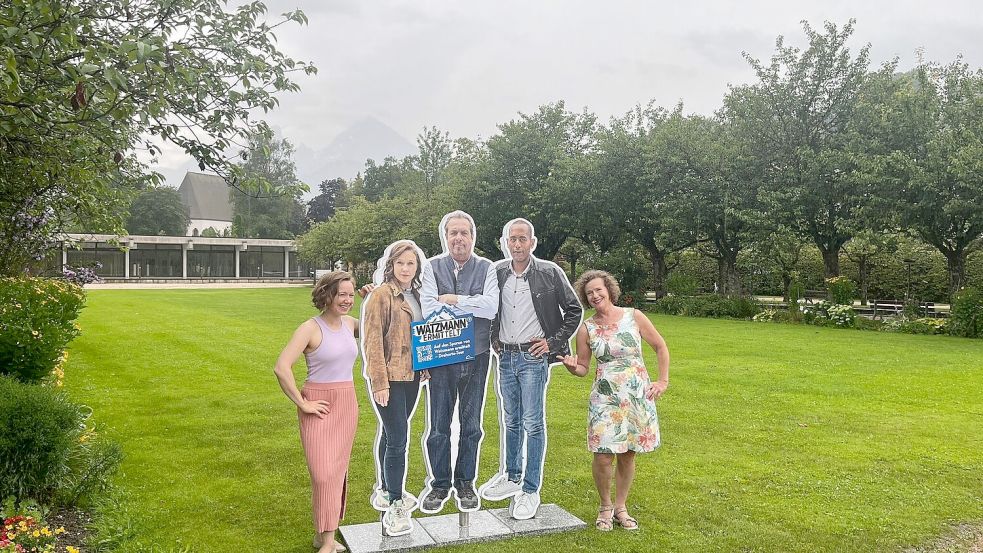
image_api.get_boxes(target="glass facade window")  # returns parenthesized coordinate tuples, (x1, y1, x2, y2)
(288, 251, 312, 278)
(239, 246, 286, 278)
(66, 242, 126, 277)
(130, 244, 182, 278)
(187, 245, 235, 278)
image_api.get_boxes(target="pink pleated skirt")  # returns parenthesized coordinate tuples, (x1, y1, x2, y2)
(299, 380, 358, 532)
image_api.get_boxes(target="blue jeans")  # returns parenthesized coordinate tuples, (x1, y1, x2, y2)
(425, 351, 490, 490)
(498, 350, 549, 493)
(376, 374, 421, 502)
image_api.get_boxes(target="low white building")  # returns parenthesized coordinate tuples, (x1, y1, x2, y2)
(57, 234, 312, 281)
(178, 172, 233, 236)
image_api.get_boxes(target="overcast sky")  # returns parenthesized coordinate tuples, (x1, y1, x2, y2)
(156, 0, 983, 186)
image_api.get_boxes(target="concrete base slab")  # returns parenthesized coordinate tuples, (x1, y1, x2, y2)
(488, 503, 587, 536)
(417, 510, 512, 545)
(338, 504, 585, 553)
(338, 518, 435, 553)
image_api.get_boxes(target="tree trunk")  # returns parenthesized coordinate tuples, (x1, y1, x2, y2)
(646, 247, 668, 298)
(858, 257, 870, 306)
(819, 246, 840, 279)
(716, 252, 743, 296)
(781, 273, 792, 302)
(946, 249, 968, 300)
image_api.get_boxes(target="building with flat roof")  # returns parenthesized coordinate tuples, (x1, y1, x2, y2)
(54, 234, 312, 281)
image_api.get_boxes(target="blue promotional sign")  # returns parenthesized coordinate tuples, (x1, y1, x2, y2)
(411, 306, 475, 371)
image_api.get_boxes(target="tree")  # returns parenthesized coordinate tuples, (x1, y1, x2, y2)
(658, 113, 761, 296)
(727, 20, 891, 278)
(891, 60, 983, 298)
(594, 104, 700, 297)
(231, 132, 307, 239)
(0, 0, 313, 274)
(126, 188, 190, 236)
(307, 178, 347, 224)
(843, 231, 895, 304)
(415, 126, 453, 201)
(465, 102, 597, 260)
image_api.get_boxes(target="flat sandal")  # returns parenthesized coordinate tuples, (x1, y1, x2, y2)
(614, 507, 638, 531)
(596, 504, 614, 531)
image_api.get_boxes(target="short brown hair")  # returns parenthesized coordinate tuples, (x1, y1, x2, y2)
(383, 241, 423, 289)
(573, 270, 621, 306)
(312, 271, 354, 310)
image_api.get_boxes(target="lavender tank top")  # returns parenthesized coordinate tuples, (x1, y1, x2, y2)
(304, 317, 358, 383)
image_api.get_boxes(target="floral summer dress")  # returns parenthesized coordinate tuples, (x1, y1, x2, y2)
(585, 308, 660, 453)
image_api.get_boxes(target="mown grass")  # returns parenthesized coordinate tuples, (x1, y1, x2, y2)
(65, 288, 983, 552)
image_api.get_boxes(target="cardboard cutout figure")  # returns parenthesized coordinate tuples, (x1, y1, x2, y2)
(417, 210, 500, 515)
(478, 217, 583, 520)
(359, 239, 429, 536)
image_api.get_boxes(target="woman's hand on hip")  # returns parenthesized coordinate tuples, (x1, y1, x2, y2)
(300, 399, 331, 418)
(373, 389, 390, 407)
(646, 380, 668, 401)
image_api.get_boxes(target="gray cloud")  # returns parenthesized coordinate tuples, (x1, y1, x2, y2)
(154, 0, 983, 187)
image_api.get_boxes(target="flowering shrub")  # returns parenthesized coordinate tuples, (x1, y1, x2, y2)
(0, 278, 85, 384)
(802, 301, 855, 328)
(60, 264, 101, 287)
(825, 276, 856, 305)
(826, 304, 856, 328)
(0, 511, 68, 553)
(948, 287, 983, 338)
(884, 316, 947, 335)
(753, 309, 780, 322)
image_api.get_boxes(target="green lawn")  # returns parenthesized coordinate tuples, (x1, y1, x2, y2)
(65, 288, 983, 552)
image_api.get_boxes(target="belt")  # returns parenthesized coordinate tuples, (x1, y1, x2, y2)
(501, 341, 537, 353)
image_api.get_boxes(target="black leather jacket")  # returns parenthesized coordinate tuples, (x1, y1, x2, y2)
(491, 257, 583, 363)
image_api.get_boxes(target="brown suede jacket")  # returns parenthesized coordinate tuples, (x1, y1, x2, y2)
(361, 281, 418, 392)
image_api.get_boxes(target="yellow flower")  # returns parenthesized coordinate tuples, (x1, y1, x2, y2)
(67, 547, 81, 553)
(41, 527, 52, 536)
(33, 529, 41, 537)
(55, 527, 66, 534)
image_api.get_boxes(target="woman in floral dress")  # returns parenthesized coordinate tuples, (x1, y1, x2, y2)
(561, 270, 670, 532)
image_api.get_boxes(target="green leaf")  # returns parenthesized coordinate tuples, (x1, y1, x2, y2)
(596, 378, 615, 396)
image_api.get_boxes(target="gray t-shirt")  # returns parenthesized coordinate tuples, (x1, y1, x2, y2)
(403, 290, 423, 322)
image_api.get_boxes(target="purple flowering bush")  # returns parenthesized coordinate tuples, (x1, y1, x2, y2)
(0, 278, 85, 383)
(62, 263, 103, 287)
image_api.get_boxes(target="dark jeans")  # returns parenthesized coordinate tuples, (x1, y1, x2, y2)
(376, 373, 421, 502)
(425, 351, 490, 490)
(498, 350, 549, 493)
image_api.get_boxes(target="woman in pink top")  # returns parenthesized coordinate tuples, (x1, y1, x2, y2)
(274, 271, 359, 553)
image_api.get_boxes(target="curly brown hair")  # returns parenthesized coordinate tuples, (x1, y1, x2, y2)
(312, 271, 354, 310)
(382, 241, 423, 289)
(573, 269, 621, 307)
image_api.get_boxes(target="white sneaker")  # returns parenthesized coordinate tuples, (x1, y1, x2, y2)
(511, 491, 541, 520)
(371, 488, 418, 512)
(382, 499, 413, 537)
(480, 473, 522, 501)
(370, 487, 390, 511)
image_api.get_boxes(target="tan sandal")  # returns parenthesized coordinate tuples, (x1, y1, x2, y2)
(613, 507, 638, 530)
(596, 504, 614, 531)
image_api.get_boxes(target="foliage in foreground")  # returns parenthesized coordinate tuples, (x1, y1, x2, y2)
(0, 0, 314, 274)
(0, 278, 85, 384)
(0, 377, 121, 509)
(948, 287, 983, 338)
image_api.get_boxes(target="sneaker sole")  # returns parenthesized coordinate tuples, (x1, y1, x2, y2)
(481, 488, 522, 501)
(382, 524, 413, 537)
